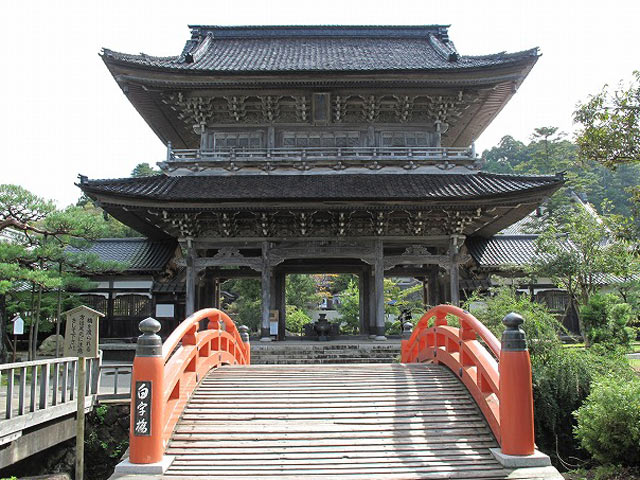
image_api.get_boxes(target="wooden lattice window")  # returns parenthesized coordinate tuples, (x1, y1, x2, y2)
(214, 132, 263, 149)
(113, 295, 151, 317)
(535, 290, 570, 313)
(281, 131, 360, 148)
(77, 295, 108, 315)
(381, 131, 430, 147)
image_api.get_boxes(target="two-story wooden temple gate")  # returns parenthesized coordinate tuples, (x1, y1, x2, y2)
(114, 306, 560, 480)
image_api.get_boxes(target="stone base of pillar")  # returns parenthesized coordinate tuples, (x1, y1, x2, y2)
(368, 334, 377, 339)
(374, 326, 386, 341)
(113, 455, 175, 476)
(260, 327, 272, 342)
(489, 448, 551, 468)
(374, 336, 387, 341)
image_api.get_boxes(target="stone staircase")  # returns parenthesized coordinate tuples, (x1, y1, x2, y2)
(250, 341, 402, 364)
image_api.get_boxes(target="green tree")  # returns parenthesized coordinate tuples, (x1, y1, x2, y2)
(534, 206, 611, 338)
(223, 279, 261, 333)
(483, 127, 640, 233)
(336, 278, 424, 335)
(580, 293, 635, 350)
(285, 274, 320, 312)
(574, 71, 640, 169)
(328, 273, 357, 294)
(224, 274, 320, 334)
(0, 185, 120, 360)
(336, 279, 360, 334)
(131, 163, 160, 177)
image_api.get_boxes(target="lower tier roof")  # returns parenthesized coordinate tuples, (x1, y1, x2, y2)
(80, 172, 563, 203)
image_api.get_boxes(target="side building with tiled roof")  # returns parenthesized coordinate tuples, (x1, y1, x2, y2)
(81, 24, 563, 341)
(68, 238, 183, 343)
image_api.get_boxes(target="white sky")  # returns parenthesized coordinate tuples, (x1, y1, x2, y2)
(1, 0, 639, 207)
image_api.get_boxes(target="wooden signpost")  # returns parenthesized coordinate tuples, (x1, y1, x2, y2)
(62, 305, 104, 480)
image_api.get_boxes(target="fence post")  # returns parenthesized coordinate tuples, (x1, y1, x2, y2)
(499, 312, 535, 456)
(129, 318, 164, 464)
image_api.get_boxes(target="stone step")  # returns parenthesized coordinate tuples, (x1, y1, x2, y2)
(251, 355, 398, 363)
(250, 347, 402, 354)
(252, 357, 397, 365)
(250, 342, 402, 364)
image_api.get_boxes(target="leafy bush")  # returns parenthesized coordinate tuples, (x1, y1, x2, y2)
(336, 279, 360, 334)
(285, 305, 312, 335)
(531, 345, 633, 458)
(574, 376, 640, 465)
(465, 287, 637, 461)
(580, 293, 635, 350)
(465, 287, 564, 358)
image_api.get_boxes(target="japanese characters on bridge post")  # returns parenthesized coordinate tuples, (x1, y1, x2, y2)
(61, 305, 104, 480)
(134, 381, 152, 436)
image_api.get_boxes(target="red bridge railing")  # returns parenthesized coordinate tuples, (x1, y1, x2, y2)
(401, 304, 535, 457)
(128, 309, 250, 464)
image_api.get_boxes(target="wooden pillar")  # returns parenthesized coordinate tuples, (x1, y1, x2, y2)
(419, 276, 428, 309)
(260, 243, 272, 342)
(106, 281, 114, 339)
(367, 266, 376, 337)
(198, 270, 214, 310)
(427, 267, 438, 307)
(450, 262, 460, 307)
(358, 271, 367, 335)
(275, 271, 286, 340)
(213, 278, 220, 309)
(374, 241, 386, 340)
(449, 235, 464, 307)
(185, 243, 197, 317)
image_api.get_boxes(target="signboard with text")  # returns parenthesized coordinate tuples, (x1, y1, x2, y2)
(11, 316, 24, 335)
(63, 305, 104, 358)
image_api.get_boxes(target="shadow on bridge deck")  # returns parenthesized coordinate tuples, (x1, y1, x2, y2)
(110, 363, 562, 480)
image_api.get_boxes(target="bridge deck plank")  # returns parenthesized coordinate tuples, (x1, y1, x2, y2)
(163, 363, 509, 479)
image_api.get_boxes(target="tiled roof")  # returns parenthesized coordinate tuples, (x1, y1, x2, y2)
(468, 235, 544, 268)
(69, 238, 176, 272)
(101, 25, 539, 73)
(468, 235, 636, 285)
(497, 215, 540, 235)
(80, 172, 563, 202)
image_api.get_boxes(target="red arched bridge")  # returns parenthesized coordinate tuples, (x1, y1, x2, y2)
(113, 306, 561, 480)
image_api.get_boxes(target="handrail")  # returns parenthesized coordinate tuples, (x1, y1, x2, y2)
(402, 305, 535, 458)
(167, 145, 475, 162)
(0, 355, 101, 437)
(128, 309, 250, 465)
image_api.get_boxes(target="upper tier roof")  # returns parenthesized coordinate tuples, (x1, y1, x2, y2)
(102, 25, 538, 73)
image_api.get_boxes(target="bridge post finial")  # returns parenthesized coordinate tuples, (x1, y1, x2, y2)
(136, 317, 162, 356)
(129, 317, 165, 465)
(501, 312, 526, 351)
(402, 320, 413, 338)
(498, 312, 535, 457)
(238, 325, 250, 343)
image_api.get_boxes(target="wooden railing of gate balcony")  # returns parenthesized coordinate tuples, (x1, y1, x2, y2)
(401, 304, 536, 457)
(128, 309, 250, 464)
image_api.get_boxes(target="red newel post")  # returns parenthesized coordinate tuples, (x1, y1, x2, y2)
(499, 312, 535, 456)
(129, 317, 165, 464)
